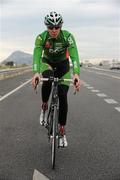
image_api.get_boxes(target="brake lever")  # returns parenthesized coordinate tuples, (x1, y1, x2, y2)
(34, 78, 39, 94)
(73, 78, 78, 95)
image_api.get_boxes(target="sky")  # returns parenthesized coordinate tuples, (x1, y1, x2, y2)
(0, 0, 120, 62)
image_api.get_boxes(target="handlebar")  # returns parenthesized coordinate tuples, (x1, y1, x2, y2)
(40, 77, 74, 83)
(34, 77, 77, 94)
(74, 78, 78, 85)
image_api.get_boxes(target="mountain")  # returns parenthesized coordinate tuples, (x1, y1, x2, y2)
(2, 51, 33, 65)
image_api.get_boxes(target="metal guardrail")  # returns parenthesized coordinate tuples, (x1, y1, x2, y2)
(0, 66, 32, 80)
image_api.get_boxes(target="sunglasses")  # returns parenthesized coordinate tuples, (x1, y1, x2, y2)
(47, 26, 61, 30)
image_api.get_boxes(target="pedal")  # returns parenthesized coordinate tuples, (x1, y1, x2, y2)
(41, 122, 44, 126)
(45, 123, 49, 129)
(41, 120, 45, 126)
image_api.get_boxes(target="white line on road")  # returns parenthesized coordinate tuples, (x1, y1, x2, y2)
(114, 107, 120, 112)
(83, 84, 90, 87)
(104, 99, 118, 104)
(86, 86, 94, 89)
(33, 169, 49, 180)
(83, 81, 120, 111)
(110, 75, 120, 80)
(88, 67, 120, 74)
(0, 79, 32, 102)
(91, 90, 100, 92)
(84, 69, 120, 80)
(97, 93, 107, 97)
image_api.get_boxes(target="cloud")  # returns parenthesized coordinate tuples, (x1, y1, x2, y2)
(0, 0, 14, 4)
(1, 0, 119, 29)
(0, 0, 80, 18)
(70, 26, 120, 59)
(0, 37, 34, 61)
(0, 0, 120, 61)
(79, 0, 119, 5)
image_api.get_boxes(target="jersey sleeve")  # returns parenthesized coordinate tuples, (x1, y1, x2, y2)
(32, 34, 43, 73)
(67, 33, 80, 75)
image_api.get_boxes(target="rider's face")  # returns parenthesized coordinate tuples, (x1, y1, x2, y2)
(47, 27, 61, 38)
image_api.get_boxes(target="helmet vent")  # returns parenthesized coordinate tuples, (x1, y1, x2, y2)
(44, 11, 63, 26)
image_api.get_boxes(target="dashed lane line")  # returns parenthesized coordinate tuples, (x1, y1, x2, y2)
(91, 90, 100, 92)
(33, 169, 49, 180)
(104, 99, 118, 104)
(97, 93, 107, 97)
(83, 83, 90, 87)
(115, 107, 120, 112)
(0, 79, 32, 102)
(83, 81, 120, 113)
(86, 86, 94, 89)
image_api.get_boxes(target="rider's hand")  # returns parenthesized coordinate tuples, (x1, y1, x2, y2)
(73, 74, 80, 92)
(32, 73, 40, 89)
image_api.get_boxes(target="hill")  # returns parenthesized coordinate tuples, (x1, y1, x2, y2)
(2, 51, 33, 65)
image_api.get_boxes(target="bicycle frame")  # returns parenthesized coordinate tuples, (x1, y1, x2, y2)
(39, 77, 73, 169)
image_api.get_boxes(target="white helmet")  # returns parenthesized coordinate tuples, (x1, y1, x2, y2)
(44, 11, 63, 27)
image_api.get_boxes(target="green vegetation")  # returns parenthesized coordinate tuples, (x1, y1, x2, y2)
(0, 64, 30, 70)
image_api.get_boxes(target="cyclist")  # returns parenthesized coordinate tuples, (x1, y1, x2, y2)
(32, 11, 80, 147)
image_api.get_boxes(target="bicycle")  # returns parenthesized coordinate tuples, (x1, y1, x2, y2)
(34, 76, 77, 169)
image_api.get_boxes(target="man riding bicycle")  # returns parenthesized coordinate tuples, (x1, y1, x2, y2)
(32, 11, 80, 147)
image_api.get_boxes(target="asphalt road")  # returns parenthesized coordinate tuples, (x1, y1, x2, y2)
(0, 67, 120, 180)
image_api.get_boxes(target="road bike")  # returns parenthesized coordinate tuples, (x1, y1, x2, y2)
(40, 77, 73, 169)
(34, 75, 77, 169)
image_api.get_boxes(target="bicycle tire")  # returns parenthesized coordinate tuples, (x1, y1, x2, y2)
(47, 105, 53, 138)
(51, 106, 58, 169)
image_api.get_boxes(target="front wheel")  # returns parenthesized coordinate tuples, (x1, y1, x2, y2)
(51, 106, 58, 169)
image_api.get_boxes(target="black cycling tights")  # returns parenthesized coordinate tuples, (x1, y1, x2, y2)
(41, 70, 69, 126)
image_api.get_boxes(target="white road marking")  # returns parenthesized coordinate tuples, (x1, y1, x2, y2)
(97, 93, 107, 97)
(84, 69, 120, 80)
(115, 107, 120, 112)
(33, 169, 49, 180)
(88, 67, 120, 74)
(104, 99, 118, 104)
(91, 90, 100, 92)
(82, 79, 120, 112)
(83, 84, 90, 87)
(0, 79, 32, 102)
(86, 86, 94, 89)
(111, 75, 120, 80)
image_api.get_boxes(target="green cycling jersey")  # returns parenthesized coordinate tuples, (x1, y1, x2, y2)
(33, 30, 80, 74)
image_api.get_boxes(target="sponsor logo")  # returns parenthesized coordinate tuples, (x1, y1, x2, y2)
(68, 36, 74, 45)
(55, 43, 62, 47)
(49, 47, 65, 54)
(45, 41, 51, 48)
